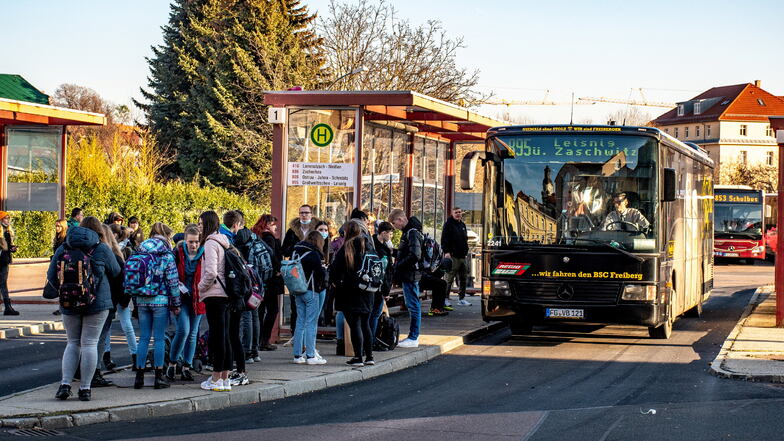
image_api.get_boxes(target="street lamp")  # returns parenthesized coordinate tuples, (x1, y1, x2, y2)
(326, 66, 366, 90)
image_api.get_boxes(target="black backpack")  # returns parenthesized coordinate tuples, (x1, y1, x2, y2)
(210, 239, 252, 311)
(55, 245, 97, 311)
(374, 312, 400, 351)
(356, 250, 386, 293)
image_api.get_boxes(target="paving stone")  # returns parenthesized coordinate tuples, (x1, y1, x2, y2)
(72, 411, 109, 426)
(228, 389, 260, 406)
(1, 417, 40, 428)
(282, 377, 327, 397)
(324, 368, 363, 387)
(149, 400, 193, 418)
(108, 405, 150, 422)
(258, 385, 286, 402)
(39, 415, 73, 429)
(191, 393, 230, 412)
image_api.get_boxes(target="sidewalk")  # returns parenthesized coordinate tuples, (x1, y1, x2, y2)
(0, 299, 503, 430)
(710, 284, 784, 382)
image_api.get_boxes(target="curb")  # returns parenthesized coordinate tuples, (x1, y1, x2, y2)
(709, 285, 778, 382)
(0, 321, 506, 429)
(0, 321, 64, 339)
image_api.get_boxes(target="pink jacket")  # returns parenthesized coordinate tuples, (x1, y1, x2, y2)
(198, 233, 229, 301)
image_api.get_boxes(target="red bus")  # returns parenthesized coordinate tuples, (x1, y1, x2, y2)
(714, 186, 766, 262)
(765, 192, 778, 260)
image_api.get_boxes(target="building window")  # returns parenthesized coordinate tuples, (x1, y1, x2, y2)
(758, 98, 766, 106)
(6, 127, 62, 211)
(767, 151, 775, 166)
(706, 125, 712, 137)
(696, 125, 700, 137)
(677, 104, 685, 116)
(694, 102, 702, 115)
(360, 124, 407, 222)
(740, 124, 748, 136)
(740, 151, 747, 164)
(684, 127, 689, 138)
(674, 127, 679, 138)
(767, 125, 774, 137)
(664, 128, 669, 134)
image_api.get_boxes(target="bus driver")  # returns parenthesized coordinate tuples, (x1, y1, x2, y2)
(602, 192, 650, 232)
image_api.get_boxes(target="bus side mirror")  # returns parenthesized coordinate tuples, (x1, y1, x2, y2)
(663, 168, 676, 202)
(460, 151, 491, 190)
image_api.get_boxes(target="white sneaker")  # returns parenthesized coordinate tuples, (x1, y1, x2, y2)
(221, 378, 231, 392)
(201, 378, 222, 391)
(282, 338, 293, 347)
(306, 356, 327, 365)
(253, 355, 261, 362)
(398, 338, 419, 348)
(444, 299, 452, 307)
(292, 356, 306, 364)
(457, 299, 472, 306)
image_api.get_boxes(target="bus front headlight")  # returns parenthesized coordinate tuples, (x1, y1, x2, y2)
(752, 246, 764, 254)
(622, 285, 657, 301)
(493, 280, 512, 296)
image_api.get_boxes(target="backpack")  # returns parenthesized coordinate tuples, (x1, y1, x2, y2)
(356, 250, 386, 293)
(56, 245, 97, 311)
(246, 234, 274, 282)
(244, 264, 265, 310)
(211, 240, 254, 310)
(281, 251, 312, 295)
(375, 312, 399, 351)
(420, 233, 443, 273)
(124, 245, 162, 297)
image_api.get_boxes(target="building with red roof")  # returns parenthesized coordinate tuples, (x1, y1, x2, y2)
(653, 81, 784, 177)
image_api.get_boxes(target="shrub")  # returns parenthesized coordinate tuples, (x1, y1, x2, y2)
(11, 132, 267, 258)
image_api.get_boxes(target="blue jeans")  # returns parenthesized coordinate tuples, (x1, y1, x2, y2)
(116, 304, 137, 355)
(241, 309, 260, 354)
(369, 295, 384, 339)
(335, 311, 345, 340)
(170, 302, 202, 366)
(136, 305, 169, 368)
(292, 290, 324, 358)
(402, 282, 421, 340)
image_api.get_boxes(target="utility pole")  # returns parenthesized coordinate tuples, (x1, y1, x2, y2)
(771, 116, 784, 326)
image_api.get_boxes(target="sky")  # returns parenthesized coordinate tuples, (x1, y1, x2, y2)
(3, 0, 783, 124)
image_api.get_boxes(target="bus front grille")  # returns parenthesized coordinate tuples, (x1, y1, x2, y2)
(512, 281, 621, 305)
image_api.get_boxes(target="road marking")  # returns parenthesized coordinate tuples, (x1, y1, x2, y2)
(521, 410, 549, 441)
(597, 415, 624, 441)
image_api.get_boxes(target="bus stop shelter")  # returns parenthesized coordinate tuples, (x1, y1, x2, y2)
(263, 90, 506, 239)
(0, 74, 106, 217)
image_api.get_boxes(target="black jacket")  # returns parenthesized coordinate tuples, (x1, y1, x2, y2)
(372, 234, 394, 296)
(108, 254, 129, 308)
(235, 227, 254, 261)
(282, 218, 319, 258)
(260, 231, 284, 296)
(394, 216, 423, 284)
(3, 227, 14, 265)
(330, 236, 374, 314)
(441, 217, 469, 258)
(292, 241, 327, 293)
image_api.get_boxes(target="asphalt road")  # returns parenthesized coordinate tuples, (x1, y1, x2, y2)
(1, 261, 778, 440)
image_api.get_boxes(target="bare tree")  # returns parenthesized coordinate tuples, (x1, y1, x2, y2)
(605, 107, 653, 126)
(318, 0, 486, 106)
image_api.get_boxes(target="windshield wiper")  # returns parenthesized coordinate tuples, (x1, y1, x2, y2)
(570, 238, 645, 263)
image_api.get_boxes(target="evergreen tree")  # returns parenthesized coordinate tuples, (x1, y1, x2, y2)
(139, 0, 324, 201)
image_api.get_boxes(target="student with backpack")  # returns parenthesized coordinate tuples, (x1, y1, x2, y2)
(234, 211, 264, 364)
(288, 231, 328, 364)
(129, 222, 181, 390)
(47, 216, 121, 401)
(217, 211, 251, 387)
(107, 224, 138, 369)
(330, 220, 377, 366)
(389, 209, 424, 348)
(370, 222, 395, 338)
(168, 224, 205, 382)
(252, 214, 282, 352)
(199, 211, 237, 392)
(92, 225, 126, 384)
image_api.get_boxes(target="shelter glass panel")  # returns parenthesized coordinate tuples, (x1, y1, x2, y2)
(5, 127, 61, 211)
(390, 131, 407, 213)
(411, 138, 425, 223)
(285, 109, 355, 229)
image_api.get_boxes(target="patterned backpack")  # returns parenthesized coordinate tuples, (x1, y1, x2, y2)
(246, 234, 274, 282)
(56, 246, 97, 311)
(124, 240, 163, 297)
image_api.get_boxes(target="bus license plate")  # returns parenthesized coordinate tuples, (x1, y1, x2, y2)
(546, 308, 584, 319)
(715, 252, 739, 257)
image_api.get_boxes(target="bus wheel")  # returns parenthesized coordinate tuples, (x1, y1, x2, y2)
(509, 320, 533, 335)
(648, 318, 672, 339)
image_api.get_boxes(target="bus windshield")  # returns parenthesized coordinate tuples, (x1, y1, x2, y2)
(714, 194, 763, 238)
(486, 134, 658, 252)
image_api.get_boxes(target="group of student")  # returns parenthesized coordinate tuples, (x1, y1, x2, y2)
(45, 203, 472, 401)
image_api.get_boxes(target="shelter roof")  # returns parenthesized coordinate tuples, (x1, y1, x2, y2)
(0, 74, 49, 105)
(0, 97, 106, 126)
(263, 90, 507, 141)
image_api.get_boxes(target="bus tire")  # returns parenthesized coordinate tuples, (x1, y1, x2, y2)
(648, 318, 672, 339)
(509, 320, 533, 335)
